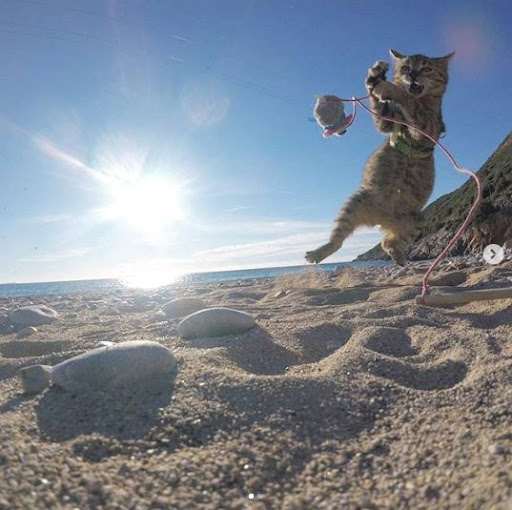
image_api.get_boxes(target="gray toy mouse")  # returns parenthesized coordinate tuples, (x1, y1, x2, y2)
(313, 95, 354, 137)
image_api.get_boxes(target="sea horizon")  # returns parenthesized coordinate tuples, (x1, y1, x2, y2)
(0, 260, 392, 299)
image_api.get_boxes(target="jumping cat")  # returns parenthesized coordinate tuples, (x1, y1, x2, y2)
(306, 49, 454, 266)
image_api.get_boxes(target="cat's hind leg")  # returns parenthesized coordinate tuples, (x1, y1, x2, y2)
(381, 233, 408, 266)
(306, 189, 375, 263)
(381, 213, 423, 266)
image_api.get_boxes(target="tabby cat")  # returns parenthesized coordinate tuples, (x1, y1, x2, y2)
(306, 49, 454, 266)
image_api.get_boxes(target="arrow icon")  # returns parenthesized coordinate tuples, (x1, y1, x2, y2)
(483, 244, 505, 265)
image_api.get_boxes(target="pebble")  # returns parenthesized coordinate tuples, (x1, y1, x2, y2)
(152, 311, 167, 321)
(0, 323, 14, 334)
(16, 326, 37, 339)
(177, 307, 256, 339)
(19, 340, 177, 394)
(102, 307, 120, 315)
(84, 477, 103, 494)
(95, 341, 116, 348)
(431, 271, 467, 286)
(9, 305, 59, 328)
(20, 364, 53, 394)
(488, 443, 504, 455)
(118, 303, 154, 313)
(162, 297, 206, 318)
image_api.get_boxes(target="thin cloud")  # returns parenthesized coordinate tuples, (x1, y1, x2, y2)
(34, 136, 105, 183)
(20, 247, 91, 263)
(224, 206, 251, 214)
(194, 219, 330, 235)
(196, 219, 379, 237)
(2, 117, 107, 186)
(21, 213, 74, 224)
(193, 233, 323, 259)
(193, 228, 380, 263)
(172, 34, 192, 43)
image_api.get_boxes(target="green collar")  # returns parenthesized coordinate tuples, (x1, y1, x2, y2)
(390, 125, 434, 159)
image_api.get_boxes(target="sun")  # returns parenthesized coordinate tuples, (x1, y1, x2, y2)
(100, 173, 186, 235)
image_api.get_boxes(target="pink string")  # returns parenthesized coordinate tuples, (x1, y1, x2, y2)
(330, 95, 482, 302)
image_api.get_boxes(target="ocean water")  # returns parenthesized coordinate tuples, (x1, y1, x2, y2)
(0, 260, 391, 299)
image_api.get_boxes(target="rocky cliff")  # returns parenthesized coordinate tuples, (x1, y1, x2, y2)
(356, 131, 512, 261)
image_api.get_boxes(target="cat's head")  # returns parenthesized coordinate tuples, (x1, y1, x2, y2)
(390, 49, 454, 99)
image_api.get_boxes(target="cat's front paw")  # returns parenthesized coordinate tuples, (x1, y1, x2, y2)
(372, 81, 398, 102)
(365, 60, 389, 93)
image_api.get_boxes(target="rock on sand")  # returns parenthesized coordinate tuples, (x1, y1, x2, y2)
(19, 365, 52, 395)
(9, 305, 59, 328)
(16, 326, 37, 339)
(162, 297, 206, 318)
(20, 340, 177, 394)
(178, 307, 256, 339)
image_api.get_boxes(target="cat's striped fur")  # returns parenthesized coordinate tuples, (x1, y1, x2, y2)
(306, 49, 454, 266)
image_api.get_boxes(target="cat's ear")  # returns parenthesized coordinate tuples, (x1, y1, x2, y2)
(389, 49, 405, 60)
(434, 51, 455, 64)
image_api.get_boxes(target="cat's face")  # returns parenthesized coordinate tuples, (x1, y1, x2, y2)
(390, 50, 453, 99)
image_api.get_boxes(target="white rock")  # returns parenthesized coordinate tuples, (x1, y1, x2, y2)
(95, 340, 116, 348)
(152, 311, 167, 321)
(9, 305, 59, 328)
(0, 312, 9, 324)
(162, 297, 206, 318)
(16, 326, 37, 339)
(19, 341, 177, 394)
(102, 307, 119, 316)
(178, 307, 256, 339)
(488, 443, 504, 455)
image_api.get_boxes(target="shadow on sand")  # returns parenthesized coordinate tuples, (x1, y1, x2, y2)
(35, 371, 177, 442)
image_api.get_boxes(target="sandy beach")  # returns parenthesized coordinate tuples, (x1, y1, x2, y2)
(0, 258, 511, 509)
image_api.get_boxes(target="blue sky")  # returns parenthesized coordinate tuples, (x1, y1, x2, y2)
(1, 0, 510, 284)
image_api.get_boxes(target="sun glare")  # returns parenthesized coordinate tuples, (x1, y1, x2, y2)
(121, 268, 184, 289)
(101, 173, 186, 235)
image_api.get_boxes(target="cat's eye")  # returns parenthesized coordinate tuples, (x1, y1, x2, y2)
(423, 66, 433, 73)
(400, 65, 411, 74)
